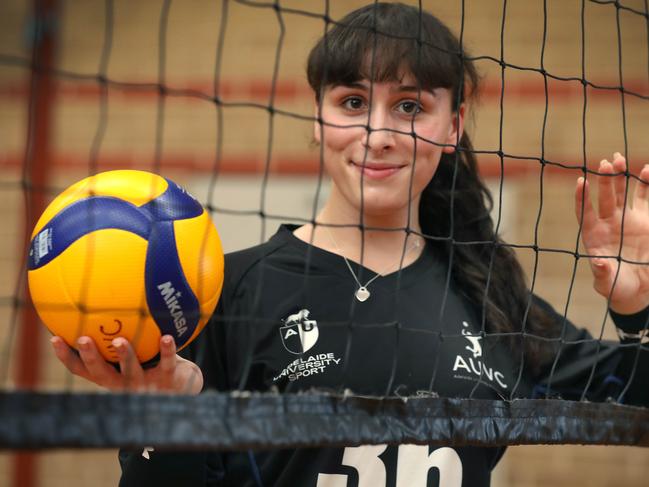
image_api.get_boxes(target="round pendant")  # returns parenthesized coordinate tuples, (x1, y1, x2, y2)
(355, 287, 370, 302)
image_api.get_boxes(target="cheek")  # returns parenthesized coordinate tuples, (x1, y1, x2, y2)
(408, 139, 443, 193)
(321, 125, 360, 154)
(412, 158, 440, 193)
(412, 123, 449, 168)
(413, 115, 455, 148)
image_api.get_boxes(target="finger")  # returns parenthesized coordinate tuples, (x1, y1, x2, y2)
(113, 337, 145, 389)
(597, 159, 616, 219)
(634, 164, 649, 211)
(77, 336, 118, 386)
(157, 335, 177, 390)
(50, 336, 90, 379)
(575, 177, 598, 231)
(612, 152, 628, 208)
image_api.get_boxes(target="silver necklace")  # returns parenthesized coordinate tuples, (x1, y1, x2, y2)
(325, 227, 422, 302)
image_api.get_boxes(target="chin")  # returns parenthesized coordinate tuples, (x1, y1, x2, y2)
(355, 198, 416, 219)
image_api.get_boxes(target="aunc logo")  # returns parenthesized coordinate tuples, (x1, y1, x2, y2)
(452, 320, 508, 389)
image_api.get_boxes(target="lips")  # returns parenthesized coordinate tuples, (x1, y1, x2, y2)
(350, 160, 407, 180)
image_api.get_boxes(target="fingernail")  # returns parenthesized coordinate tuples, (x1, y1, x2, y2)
(77, 337, 90, 351)
(50, 337, 60, 348)
(161, 335, 173, 347)
(112, 338, 125, 352)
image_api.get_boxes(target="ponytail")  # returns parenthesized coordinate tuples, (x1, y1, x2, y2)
(420, 134, 555, 373)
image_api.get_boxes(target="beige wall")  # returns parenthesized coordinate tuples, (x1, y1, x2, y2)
(0, 0, 648, 486)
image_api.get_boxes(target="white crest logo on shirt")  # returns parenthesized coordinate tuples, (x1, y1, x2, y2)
(279, 309, 319, 354)
(274, 309, 342, 383)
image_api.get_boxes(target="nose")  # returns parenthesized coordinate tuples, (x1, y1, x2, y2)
(363, 108, 396, 153)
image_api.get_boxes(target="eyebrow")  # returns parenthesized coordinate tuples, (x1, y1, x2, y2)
(337, 82, 367, 90)
(395, 85, 435, 95)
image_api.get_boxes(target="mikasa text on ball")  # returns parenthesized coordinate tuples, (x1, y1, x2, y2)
(27, 170, 224, 364)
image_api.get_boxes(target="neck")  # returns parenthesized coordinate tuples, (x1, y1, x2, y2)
(293, 196, 424, 274)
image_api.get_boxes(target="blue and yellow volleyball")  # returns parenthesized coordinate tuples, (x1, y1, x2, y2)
(27, 170, 224, 364)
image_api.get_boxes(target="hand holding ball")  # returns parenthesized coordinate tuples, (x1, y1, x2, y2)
(28, 170, 224, 365)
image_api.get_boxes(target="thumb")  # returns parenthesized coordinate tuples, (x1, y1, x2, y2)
(591, 256, 610, 275)
(590, 256, 615, 294)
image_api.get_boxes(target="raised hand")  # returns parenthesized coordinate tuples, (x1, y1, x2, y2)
(575, 152, 649, 315)
(50, 335, 203, 394)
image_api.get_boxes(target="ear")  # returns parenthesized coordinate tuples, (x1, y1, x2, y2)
(313, 103, 321, 144)
(442, 104, 465, 154)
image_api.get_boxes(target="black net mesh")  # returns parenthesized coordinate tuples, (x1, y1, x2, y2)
(0, 0, 648, 461)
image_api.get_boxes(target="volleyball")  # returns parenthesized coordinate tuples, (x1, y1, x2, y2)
(27, 170, 224, 364)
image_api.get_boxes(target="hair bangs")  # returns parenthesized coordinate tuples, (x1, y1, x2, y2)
(307, 3, 470, 105)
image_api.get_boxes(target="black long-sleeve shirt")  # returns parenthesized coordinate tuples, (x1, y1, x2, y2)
(119, 225, 649, 486)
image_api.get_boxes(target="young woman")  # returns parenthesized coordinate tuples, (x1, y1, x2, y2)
(51, 3, 649, 486)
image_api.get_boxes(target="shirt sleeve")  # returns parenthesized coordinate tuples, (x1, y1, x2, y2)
(533, 296, 649, 406)
(608, 305, 649, 406)
(118, 449, 224, 487)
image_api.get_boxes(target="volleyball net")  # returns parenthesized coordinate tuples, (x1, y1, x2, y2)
(0, 0, 648, 456)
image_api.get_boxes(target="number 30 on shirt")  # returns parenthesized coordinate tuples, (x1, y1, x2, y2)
(316, 445, 462, 487)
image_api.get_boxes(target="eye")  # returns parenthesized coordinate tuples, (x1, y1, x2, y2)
(396, 100, 422, 115)
(342, 96, 366, 111)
